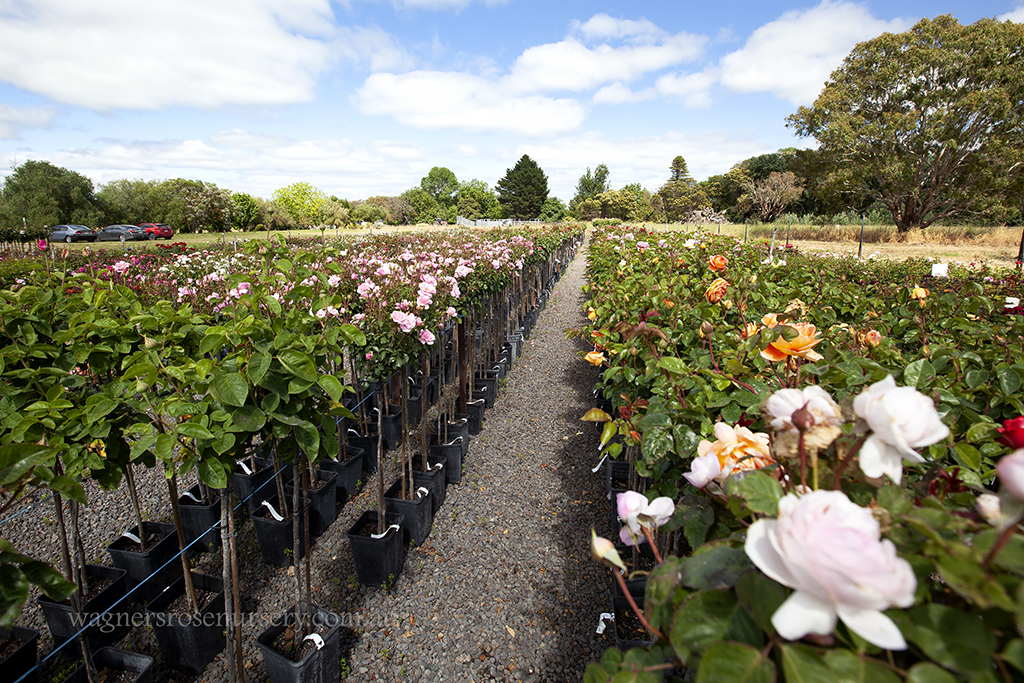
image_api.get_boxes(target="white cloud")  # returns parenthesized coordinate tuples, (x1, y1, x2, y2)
(575, 14, 664, 42)
(389, 0, 511, 9)
(334, 26, 417, 72)
(592, 83, 656, 105)
(0, 0, 337, 110)
(357, 13, 706, 134)
(356, 71, 587, 136)
(0, 103, 58, 139)
(208, 129, 291, 149)
(1001, 6, 1024, 22)
(719, 0, 912, 104)
(38, 131, 429, 200)
(506, 34, 706, 93)
(655, 70, 717, 108)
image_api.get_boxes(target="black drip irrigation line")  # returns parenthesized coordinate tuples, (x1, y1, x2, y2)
(13, 457, 292, 683)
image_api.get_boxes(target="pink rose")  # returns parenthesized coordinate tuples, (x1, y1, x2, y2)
(616, 490, 674, 546)
(745, 489, 915, 650)
(418, 329, 436, 345)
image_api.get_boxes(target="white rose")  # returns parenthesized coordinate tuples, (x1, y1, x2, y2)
(853, 375, 950, 484)
(745, 490, 916, 650)
(765, 386, 843, 457)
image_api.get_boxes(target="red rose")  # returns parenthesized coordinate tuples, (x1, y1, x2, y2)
(998, 416, 1024, 450)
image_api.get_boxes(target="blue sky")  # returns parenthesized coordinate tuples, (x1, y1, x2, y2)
(1, 0, 1022, 205)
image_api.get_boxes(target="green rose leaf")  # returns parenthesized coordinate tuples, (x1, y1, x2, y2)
(0, 564, 29, 631)
(317, 375, 345, 403)
(210, 371, 248, 408)
(247, 351, 272, 386)
(906, 663, 959, 683)
(20, 561, 76, 603)
(908, 603, 994, 676)
(724, 470, 782, 516)
(696, 642, 775, 683)
(680, 546, 753, 591)
(780, 644, 835, 683)
(197, 458, 227, 489)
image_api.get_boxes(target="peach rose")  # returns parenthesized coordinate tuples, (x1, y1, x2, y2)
(910, 286, 929, 307)
(761, 322, 824, 362)
(708, 254, 728, 272)
(704, 278, 729, 304)
(584, 350, 605, 366)
(684, 422, 775, 488)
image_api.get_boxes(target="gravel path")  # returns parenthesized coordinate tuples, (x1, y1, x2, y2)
(7, 232, 622, 682)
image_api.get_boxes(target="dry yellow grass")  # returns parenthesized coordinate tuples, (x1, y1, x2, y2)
(687, 223, 1023, 267)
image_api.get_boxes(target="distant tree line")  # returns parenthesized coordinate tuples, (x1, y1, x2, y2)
(5, 13, 1023, 241)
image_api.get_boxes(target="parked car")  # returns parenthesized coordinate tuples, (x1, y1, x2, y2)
(96, 224, 148, 243)
(48, 224, 98, 243)
(137, 222, 173, 240)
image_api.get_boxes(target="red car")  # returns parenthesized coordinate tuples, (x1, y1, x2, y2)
(137, 223, 174, 240)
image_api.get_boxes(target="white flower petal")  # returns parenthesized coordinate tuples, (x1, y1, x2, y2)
(744, 519, 798, 588)
(858, 435, 904, 484)
(771, 590, 837, 641)
(644, 497, 675, 527)
(835, 605, 907, 650)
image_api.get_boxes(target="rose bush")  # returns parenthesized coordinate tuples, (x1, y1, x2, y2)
(579, 225, 1024, 682)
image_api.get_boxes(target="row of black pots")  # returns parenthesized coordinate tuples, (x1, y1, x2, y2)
(33, 563, 223, 677)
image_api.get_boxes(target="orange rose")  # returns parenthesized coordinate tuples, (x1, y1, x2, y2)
(708, 254, 728, 272)
(760, 322, 824, 362)
(587, 308, 597, 322)
(910, 286, 929, 307)
(760, 313, 780, 328)
(741, 322, 761, 339)
(704, 278, 729, 304)
(584, 350, 606, 366)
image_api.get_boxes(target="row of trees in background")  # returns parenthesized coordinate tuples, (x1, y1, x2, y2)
(4, 14, 1022, 236)
(0, 154, 557, 233)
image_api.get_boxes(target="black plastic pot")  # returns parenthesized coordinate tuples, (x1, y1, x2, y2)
(384, 478, 434, 547)
(466, 397, 485, 435)
(37, 564, 131, 655)
(0, 625, 38, 683)
(412, 455, 447, 514)
(430, 416, 469, 457)
(251, 496, 307, 567)
(66, 647, 153, 683)
(145, 572, 225, 675)
(178, 486, 221, 552)
(473, 371, 498, 408)
(286, 470, 338, 537)
(319, 446, 365, 506)
(607, 460, 630, 502)
(377, 405, 403, 451)
(347, 510, 406, 587)
(234, 459, 275, 513)
(612, 543, 655, 598)
(256, 603, 341, 683)
(613, 595, 653, 650)
(428, 439, 463, 484)
(406, 389, 422, 427)
(347, 430, 380, 474)
(106, 521, 183, 603)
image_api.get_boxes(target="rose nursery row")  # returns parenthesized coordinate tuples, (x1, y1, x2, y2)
(0, 224, 583, 683)
(578, 226, 1024, 682)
